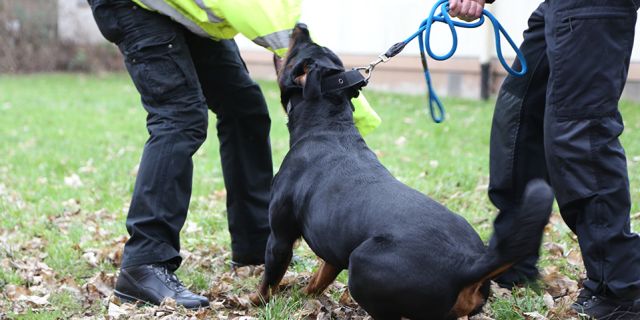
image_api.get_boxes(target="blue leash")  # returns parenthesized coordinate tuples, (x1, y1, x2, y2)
(360, 0, 527, 123)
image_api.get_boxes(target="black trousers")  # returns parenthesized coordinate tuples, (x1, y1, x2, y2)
(490, 0, 640, 300)
(89, 0, 272, 269)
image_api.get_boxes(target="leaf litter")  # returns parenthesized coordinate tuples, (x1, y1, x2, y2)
(0, 185, 590, 320)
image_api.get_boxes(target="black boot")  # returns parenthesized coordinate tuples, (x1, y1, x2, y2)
(114, 264, 209, 310)
(572, 288, 640, 320)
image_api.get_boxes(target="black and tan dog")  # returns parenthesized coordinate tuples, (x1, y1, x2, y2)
(252, 24, 554, 320)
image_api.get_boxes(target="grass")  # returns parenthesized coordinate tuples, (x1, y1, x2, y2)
(0, 72, 639, 319)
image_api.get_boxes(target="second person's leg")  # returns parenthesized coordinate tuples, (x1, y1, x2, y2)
(543, 0, 640, 315)
(186, 33, 272, 265)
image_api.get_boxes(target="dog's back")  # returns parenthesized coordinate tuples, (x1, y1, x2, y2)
(275, 127, 552, 319)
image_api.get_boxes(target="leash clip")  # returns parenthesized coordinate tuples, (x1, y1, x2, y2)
(355, 53, 390, 82)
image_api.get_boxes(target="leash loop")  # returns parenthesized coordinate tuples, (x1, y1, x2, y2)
(358, 0, 528, 123)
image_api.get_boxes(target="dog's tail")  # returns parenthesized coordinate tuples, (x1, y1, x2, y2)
(452, 179, 553, 317)
(468, 179, 553, 283)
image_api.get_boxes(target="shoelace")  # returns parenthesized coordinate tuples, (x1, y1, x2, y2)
(582, 296, 600, 307)
(153, 265, 186, 293)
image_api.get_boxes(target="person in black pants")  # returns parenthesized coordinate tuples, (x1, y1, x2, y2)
(450, 0, 640, 318)
(89, 0, 273, 308)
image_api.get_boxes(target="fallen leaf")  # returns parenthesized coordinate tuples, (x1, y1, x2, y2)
(64, 173, 83, 188)
(565, 249, 583, 267)
(82, 251, 99, 267)
(395, 136, 407, 146)
(79, 159, 96, 174)
(18, 294, 49, 306)
(84, 271, 116, 301)
(543, 292, 554, 309)
(4, 284, 30, 301)
(108, 302, 128, 319)
(542, 267, 579, 298)
(523, 311, 547, 320)
(544, 242, 564, 257)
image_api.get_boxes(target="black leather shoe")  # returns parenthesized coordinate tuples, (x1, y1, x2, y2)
(572, 288, 640, 320)
(114, 264, 209, 310)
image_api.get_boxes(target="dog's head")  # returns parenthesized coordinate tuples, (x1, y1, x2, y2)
(277, 24, 361, 109)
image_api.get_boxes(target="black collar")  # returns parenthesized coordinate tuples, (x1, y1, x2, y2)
(321, 69, 368, 94)
(285, 69, 368, 114)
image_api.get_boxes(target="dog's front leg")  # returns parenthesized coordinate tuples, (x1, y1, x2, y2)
(251, 233, 295, 305)
(303, 259, 341, 296)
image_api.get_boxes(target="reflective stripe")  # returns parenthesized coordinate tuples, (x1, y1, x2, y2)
(136, 0, 210, 38)
(194, 0, 224, 23)
(252, 29, 291, 51)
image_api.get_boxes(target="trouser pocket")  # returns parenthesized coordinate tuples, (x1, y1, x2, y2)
(88, 0, 133, 44)
(123, 34, 191, 105)
(551, 7, 636, 119)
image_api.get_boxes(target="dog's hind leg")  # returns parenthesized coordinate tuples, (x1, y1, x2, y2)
(303, 259, 341, 296)
(347, 239, 404, 320)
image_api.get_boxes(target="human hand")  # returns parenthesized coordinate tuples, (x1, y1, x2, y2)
(448, 0, 485, 22)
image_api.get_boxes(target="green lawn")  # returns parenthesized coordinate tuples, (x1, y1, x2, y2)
(0, 73, 639, 319)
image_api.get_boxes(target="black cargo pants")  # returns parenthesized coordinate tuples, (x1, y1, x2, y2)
(89, 0, 272, 269)
(489, 0, 640, 300)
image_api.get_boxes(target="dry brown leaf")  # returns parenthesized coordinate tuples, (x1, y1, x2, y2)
(315, 311, 331, 320)
(18, 294, 49, 306)
(565, 249, 583, 267)
(82, 251, 99, 267)
(84, 271, 116, 301)
(108, 302, 129, 319)
(547, 294, 580, 320)
(4, 284, 31, 301)
(213, 189, 227, 201)
(543, 292, 555, 309)
(64, 174, 83, 188)
(542, 267, 578, 298)
(469, 315, 494, 320)
(544, 242, 564, 257)
(79, 159, 97, 174)
(490, 281, 512, 299)
(300, 299, 323, 317)
(523, 311, 547, 320)
(224, 294, 251, 310)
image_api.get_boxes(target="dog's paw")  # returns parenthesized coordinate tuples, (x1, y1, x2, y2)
(249, 292, 268, 306)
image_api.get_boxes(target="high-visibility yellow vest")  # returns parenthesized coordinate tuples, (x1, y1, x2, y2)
(133, 0, 381, 135)
(132, 0, 300, 56)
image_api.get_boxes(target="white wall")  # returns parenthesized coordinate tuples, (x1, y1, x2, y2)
(237, 0, 640, 62)
(58, 0, 103, 44)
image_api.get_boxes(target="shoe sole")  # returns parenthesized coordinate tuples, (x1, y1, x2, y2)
(114, 290, 209, 311)
(574, 309, 640, 320)
(600, 311, 640, 320)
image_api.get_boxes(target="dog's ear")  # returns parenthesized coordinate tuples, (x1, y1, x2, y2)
(301, 62, 323, 100)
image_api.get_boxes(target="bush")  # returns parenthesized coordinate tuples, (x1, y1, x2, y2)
(0, 0, 123, 73)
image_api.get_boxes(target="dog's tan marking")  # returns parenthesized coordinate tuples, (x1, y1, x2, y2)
(451, 281, 485, 317)
(451, 263, 514, 317)
(303, 259, 340, 295)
